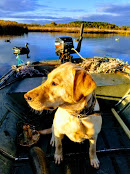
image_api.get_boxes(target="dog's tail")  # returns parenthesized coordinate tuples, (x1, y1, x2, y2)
(38, 128, 52, 135)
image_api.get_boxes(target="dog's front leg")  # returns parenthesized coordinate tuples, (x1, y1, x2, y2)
(50, 126, 64, 164)
(54, 135, 63, 164)
(89, 135, 100, 169)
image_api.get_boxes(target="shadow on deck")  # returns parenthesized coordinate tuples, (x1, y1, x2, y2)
(11, 99, 130, 174)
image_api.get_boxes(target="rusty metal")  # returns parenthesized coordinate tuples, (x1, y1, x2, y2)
(18, 123, 40, 147)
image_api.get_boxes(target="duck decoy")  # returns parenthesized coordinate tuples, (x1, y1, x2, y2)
(5, 39, 11, 43)
(13, 43, 30, 54)
(13, 43, 30, 58)
(115, 38, 119, 41)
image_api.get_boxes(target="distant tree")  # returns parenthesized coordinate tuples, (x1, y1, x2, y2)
(50, 22, 57, 26)
(120, 26, 127, 30)
(57, 23, 62, 26)
(66, 21, 119, 29)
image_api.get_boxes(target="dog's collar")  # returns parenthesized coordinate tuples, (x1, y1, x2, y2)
(70, 93, 100, 119)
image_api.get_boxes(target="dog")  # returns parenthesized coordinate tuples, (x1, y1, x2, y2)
(24, 62, 102, 169)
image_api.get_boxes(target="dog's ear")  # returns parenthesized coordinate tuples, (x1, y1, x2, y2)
(73, 69, 96, 102)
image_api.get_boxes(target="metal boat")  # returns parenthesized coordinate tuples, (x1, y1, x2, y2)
(0, 56, 129, 174)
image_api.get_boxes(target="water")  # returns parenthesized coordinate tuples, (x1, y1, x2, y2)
(0, 32, 130, 77)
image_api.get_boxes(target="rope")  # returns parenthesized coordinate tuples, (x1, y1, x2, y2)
(16, 53, 25, 66)
(71, 48, 86, 60)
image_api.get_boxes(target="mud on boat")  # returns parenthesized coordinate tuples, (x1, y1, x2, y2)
(0, 57, 130, 174)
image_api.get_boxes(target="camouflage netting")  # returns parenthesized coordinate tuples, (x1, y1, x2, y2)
(12, 65, 48, 78)
(80, 58, 128, 73)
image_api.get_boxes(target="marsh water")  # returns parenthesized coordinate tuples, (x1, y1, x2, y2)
(0, 32, 130, 77)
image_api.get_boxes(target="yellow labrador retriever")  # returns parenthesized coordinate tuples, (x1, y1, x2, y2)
(24, 62, 102, 169)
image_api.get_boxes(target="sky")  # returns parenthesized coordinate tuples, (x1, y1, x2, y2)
(0, 0, 130, 26)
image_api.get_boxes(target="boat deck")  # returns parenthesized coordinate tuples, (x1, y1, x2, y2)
(0, 62, 129, 174)
(11, 99, 130, 174)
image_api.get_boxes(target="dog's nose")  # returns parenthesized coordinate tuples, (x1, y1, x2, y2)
(24, 93, 32, 101)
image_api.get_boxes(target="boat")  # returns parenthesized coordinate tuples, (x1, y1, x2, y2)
(0, 55, 130, 174)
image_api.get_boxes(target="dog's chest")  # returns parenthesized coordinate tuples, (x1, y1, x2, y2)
(54, 109, 92, 142)
(65, 120, 89, 142)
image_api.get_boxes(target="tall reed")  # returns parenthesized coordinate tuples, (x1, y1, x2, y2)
(0, 20, 28, 35)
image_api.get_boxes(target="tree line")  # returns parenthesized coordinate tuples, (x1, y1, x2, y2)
(41, 21, 129, 30)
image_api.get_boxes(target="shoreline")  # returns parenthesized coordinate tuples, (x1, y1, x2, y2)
(0, 20, 130, 36)
(27, 26, 130, 35)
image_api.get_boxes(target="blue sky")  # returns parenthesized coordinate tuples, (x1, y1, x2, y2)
(0, 0, 130, 26)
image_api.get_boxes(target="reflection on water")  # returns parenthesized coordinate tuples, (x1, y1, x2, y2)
(0, 32, 130, 77)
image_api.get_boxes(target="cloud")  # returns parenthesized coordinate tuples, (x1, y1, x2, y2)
(0, 0, 51, 24)
(79, 13, 130, 26)
(0, 0, 44, 12)
(0, 1, 129, 26)
(99, 3, 130, 15)
(16, 16, 76, 25)
(79, 3, 130, 26)
(52, 8, 87, 13)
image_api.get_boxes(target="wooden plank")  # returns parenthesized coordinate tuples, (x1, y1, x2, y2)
(112, 108, 130, 139)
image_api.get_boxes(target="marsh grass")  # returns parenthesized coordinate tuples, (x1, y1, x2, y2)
(0, 20, 130, 35)
(27, 26, 130, 35)
(0, 20, 28, 35)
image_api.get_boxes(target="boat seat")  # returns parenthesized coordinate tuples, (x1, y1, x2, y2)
(8, 77, 46, 94)
(7, 77, 47, 107)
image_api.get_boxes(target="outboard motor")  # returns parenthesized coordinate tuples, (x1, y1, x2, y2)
(55, 23, 84, 63)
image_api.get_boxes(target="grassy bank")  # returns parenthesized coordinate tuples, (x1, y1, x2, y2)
(0, 20, 28, 35)
(0, 20, 130, 35)
(27, 26, 130, 35)
(26, 21, 130, 35)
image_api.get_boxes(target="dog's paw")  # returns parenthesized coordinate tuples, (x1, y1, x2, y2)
(54, 154, 63, 164)
(90, 158, 100, 169)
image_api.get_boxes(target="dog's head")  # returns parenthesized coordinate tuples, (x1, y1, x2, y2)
(24, 62, 96, 111)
